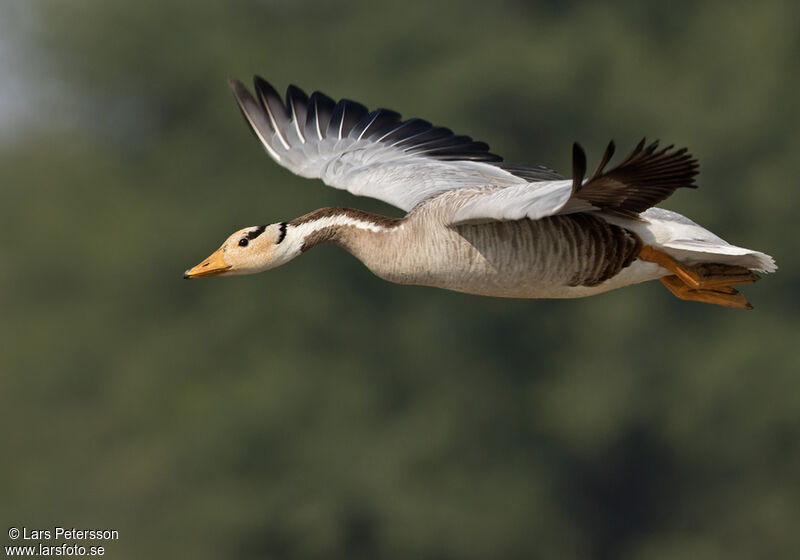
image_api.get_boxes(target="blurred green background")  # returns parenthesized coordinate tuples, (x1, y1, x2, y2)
(2, 1, 798, 558)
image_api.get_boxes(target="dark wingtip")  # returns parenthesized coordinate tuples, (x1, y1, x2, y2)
(572, 142, 587, 193)
(227, 76, 252, 100)
(253, 75, 281, 103)
(286, 84, 306, 100)
(228, 76, 244, 90)
(589, 140, 616, 181)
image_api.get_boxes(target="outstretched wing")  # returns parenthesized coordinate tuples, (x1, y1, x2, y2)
(570, 139, 699, 218)
(229, 76, 562, 212)
(450, 139, 698, 224)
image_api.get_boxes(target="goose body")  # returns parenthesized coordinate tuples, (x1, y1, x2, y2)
(288, 197, 657, 299)
(185, 77, 776, 308)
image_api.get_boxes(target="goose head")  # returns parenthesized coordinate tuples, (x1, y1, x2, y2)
(184, 222, 295, 278)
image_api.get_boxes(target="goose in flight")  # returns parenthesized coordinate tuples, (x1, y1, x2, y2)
(184, 76, 776, 309)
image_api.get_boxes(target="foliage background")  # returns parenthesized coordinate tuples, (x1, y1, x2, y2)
(2, 1, 798, 558)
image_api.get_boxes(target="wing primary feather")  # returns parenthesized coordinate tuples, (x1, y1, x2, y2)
(589, 141, 615, 181)
(328, 100, 347, 139)
(406, 135, 500, 161)
(327, 99, 369, 139)
(572, 143, 587, 194)
(375, 118, 432, 143)
(421, 143, 502, 162)
(306, 91, 336, 140)
(253, 76, 292, 150)
(340, 100, 368, 137)
(394, 127, 454, 150)
(350, 111, 379, 140)
(306, 94, 321, 140)
(405, 134, 472, 153)
(228, 77, 283, 161)
(419, 141, 491, 156)
(286, 85, 309, 144)
(351, 109, 402, 140)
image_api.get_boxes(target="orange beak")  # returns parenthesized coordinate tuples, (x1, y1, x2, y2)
(183, 247, 232, 279)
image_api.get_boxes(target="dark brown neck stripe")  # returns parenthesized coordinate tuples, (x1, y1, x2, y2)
(288, 207, 404, 228)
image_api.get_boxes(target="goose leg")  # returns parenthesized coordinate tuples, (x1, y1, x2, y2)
(638, 245, 760, 289)
(659, 275, 753, 310)
(688, 263, 761, 289)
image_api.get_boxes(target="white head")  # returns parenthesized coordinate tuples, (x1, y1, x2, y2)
(184, 222, 300, 278)
(184, 207, 402, 279)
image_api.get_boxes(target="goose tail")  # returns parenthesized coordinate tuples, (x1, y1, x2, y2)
(636, 207, 776, 273)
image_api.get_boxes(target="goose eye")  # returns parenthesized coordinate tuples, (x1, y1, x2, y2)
(238, 238, 249, 247)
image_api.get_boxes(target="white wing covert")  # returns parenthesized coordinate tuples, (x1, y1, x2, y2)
(449, 180, 578, 224)
(452, 139, 700, 224)
(229, 77, 563, 212)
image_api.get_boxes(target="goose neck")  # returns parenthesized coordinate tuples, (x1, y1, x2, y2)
(287, 207, 404, 252)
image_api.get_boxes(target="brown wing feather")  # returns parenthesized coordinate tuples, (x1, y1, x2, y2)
(572, 139, 699, 218)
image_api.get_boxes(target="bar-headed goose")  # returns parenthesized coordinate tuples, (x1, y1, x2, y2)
(184, 76, 776, 309)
